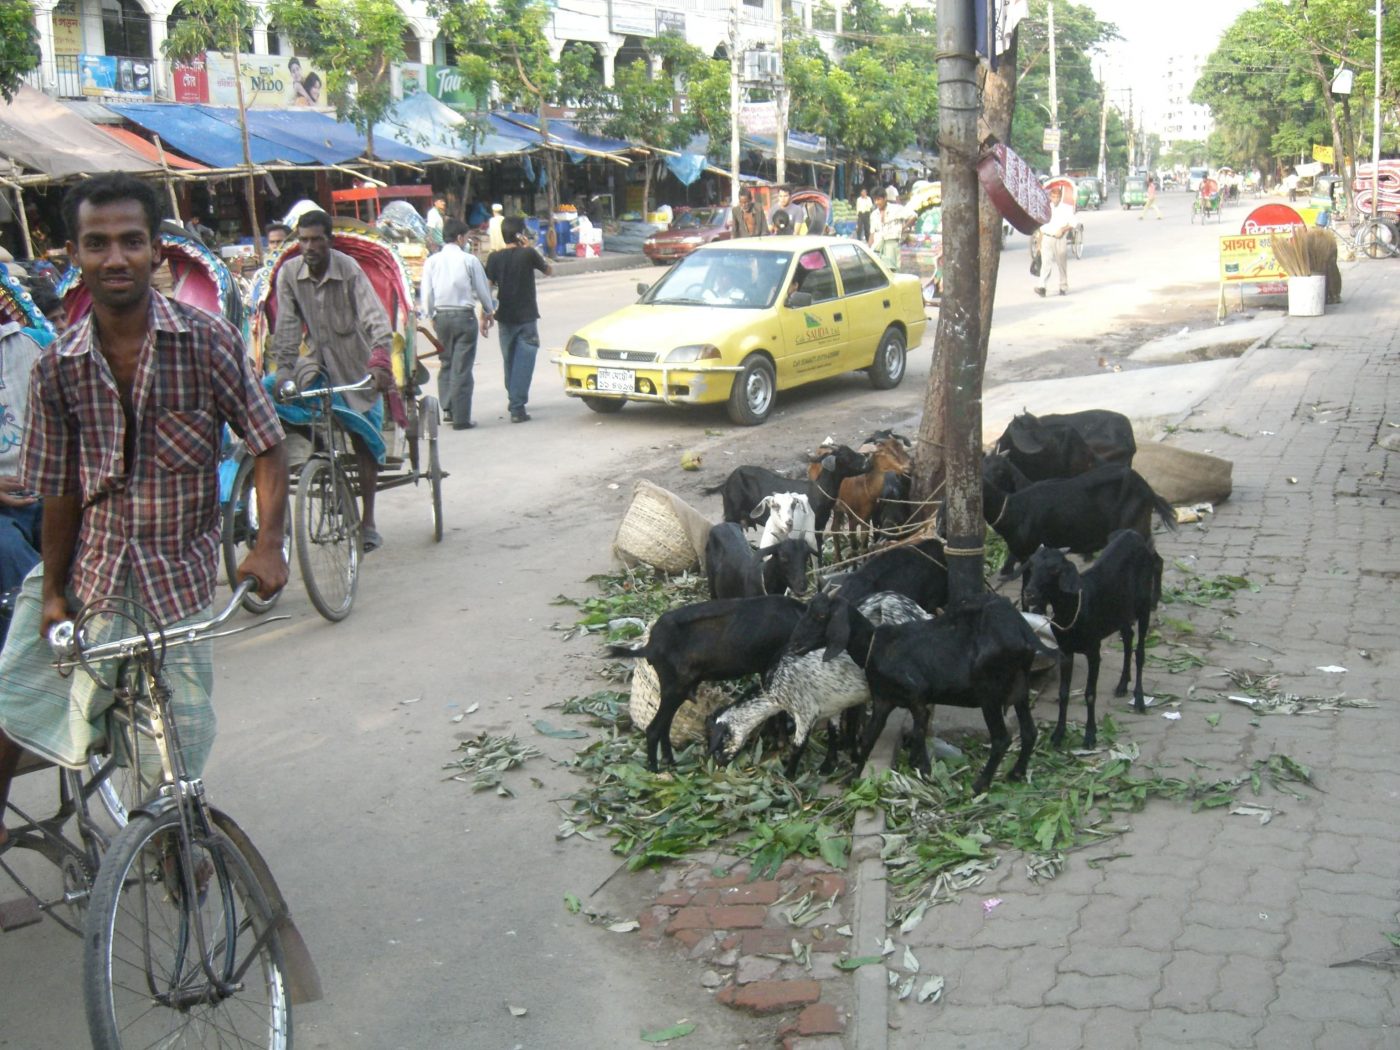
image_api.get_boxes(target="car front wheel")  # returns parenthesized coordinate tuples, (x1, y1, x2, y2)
(581, 395, 625, 414)
(869, 327, 907, 389)
(727, 355, 775, 426)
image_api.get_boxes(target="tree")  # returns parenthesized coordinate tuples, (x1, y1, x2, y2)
(267, 0, 406, 161)
(163, 0, 265, 253)
(0, 0, 40, 102)
(432, 0, 564, 212)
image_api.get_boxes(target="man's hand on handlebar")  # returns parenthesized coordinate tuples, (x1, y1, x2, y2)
(38, 592, 73, 642)
(236, 546, 289, 600)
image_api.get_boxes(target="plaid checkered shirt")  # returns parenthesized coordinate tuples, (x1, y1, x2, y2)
(20, 291, 283, 624)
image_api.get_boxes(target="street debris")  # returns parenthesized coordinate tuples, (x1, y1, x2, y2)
(1316, 665, 1348, 673)
(506, 1004, 527, 1018)
(444, 733, 543, 794)
(534, 719, 589, 740)
(917, 975, 945, 1004)
(679, 451, 702, 471)
(982, 898, 1003, 913)
(1230, 805, 1275, 825)
(641, 1021, 697, 1043)
(1162, 711, 1182, 721)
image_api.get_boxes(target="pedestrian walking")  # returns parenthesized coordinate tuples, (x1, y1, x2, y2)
(1035, 185, 1075, 296)
(855, 187, 873, 243)
(422, 219, 496, 430)
(731, 189, 768, 238)
(871, 187, 910, 271)
(487, 203, 507, 252)
(486, 216, 553, 423)
(769, 188, 798, 235)
(1140, 177, 1162, 220)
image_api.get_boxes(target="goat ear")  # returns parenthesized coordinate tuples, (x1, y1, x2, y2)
(823, 604, 851, 662)
(1009, 418, 1045, 455)
(756, 543, 777, 559)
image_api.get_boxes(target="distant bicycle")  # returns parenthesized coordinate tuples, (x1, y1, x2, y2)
(1330, 211, 1400, 259)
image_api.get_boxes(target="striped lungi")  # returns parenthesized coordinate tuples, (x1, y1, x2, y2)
(0, 566, 215, 776)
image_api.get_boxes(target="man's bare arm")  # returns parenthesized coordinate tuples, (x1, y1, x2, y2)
(236, 444, 290, 599)
(37, 494, 81, 636)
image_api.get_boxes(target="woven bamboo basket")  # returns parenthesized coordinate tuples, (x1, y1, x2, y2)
(627, 657, 730, 746)
(613, 481, 703, 574)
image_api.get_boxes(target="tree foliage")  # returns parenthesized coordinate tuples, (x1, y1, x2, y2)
(1, 0, 41, 102)
(268, 0, 407, 156)
(163, 0, 258, 63)
(1193, 0, 1400, 174)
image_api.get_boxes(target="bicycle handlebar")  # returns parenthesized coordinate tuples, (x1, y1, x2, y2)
(276, 375, 375, 402)
(48, 579, 269, 666)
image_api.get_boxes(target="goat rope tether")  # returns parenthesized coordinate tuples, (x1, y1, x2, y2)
(1050, 591, 1083, 632)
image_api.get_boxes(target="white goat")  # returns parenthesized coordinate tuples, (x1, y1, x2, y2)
(705, 591, 929, 778)
(754, 492, 818, 553)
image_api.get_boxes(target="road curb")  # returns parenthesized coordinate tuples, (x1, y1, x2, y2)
(549, 253, 653, 278)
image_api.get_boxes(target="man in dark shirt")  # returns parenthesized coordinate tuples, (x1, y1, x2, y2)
(731, 189, 767, 238)
(485, 217, 553, 423)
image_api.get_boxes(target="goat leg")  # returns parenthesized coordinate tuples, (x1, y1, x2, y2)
(904, 704, 933, 776)
(1113, 625, 1133, 697)
(846, 697, 894, 784)
(1132, 611, 1150, 712)
(1050, 651, 1074, 747)
(1083, 646, 1101, 750)
(816, 720, 840, 776)
(974, 701, 1012, 795)
(1007, 673, 1037, 782)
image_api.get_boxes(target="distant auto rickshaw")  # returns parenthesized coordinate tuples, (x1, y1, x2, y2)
(1076, 177, 1104, 210)
(1309, 174, 1346, 213)
(1121, 175, 1148, 210)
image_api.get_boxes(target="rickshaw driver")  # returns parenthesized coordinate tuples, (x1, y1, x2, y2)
(270, 210, 396, 553)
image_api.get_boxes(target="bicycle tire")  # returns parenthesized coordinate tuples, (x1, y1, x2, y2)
(83, 810, 292, 1049)
(1358, 219, 1399, 259)
(222, 453, 289, 614)
(295, 457, 360, 622)
(428, 437, 443, 543)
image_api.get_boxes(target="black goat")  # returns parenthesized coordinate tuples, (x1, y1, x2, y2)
(789, 592, 1041, 792)
(983, 460, 1175, 577)
(609, 596, 805, 770)
(703, 445, 869, 537)
(828, 537, 949, 615)
(993, 409, 1136, 480)
(705, 523, 813, 600)
(1021, 531, 1164, 748)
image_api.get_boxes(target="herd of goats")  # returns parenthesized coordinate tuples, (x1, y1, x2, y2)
(612, 410, 1179, 795)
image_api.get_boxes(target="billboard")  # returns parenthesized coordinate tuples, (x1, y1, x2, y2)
(172, 55, 209, 103)
(427, 66, 480, 112)
(206, 53, 329, 109)
(79, 54, 153, 98)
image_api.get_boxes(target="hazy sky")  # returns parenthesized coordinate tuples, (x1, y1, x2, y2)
(1081, 0, 1259, 122)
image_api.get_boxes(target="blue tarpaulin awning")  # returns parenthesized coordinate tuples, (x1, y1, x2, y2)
(375, 94, 534, 160)
(493, 113, 634, 161)
(106, 103, 433, 168)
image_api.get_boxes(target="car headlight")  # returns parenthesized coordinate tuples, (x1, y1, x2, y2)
(644, 238, 656, 248)
(566, 336, 591, 358)
(666, 344, 722, 363)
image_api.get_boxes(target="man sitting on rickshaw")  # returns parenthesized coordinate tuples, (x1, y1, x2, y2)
(269, 210, 395, 553)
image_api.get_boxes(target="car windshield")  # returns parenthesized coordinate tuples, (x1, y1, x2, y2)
(675, 208, 724, 229)
(645, 249, 793, 308)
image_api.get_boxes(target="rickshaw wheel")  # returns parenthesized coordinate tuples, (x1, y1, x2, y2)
(222, 453, 288, 614)
(296, 457, 360, 622)
(429, 438, 444, 543)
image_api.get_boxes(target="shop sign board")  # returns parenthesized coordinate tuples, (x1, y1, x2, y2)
(610, 0, 656, 37)
(79, 54, 153, 98)
(172, 55, 209, 103)
(206, 52, 328, 109)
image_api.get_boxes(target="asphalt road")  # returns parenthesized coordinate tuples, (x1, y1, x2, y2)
(0, 187, 1253, 1049)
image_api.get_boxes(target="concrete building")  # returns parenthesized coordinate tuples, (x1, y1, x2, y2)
(24, 0, 844, 102)
(1158, 51, 1213, 149)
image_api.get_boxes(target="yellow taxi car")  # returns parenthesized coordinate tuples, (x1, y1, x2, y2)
(554, 235, 929, 425)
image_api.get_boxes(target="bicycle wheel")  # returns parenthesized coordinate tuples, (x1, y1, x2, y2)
(295, 457, 360, 622)
(428, 437, 443, 543)
(222, 453, 289, 614)
(83, 810, 291, 1049)
(1358, 219, 1399, 259)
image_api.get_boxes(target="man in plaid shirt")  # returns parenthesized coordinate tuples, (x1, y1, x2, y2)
(0, 173, 288, 846)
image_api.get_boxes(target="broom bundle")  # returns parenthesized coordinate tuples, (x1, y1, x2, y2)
(1271, 226, 1328, 276)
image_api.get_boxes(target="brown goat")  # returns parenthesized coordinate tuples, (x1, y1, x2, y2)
(820, 438, 912, 561)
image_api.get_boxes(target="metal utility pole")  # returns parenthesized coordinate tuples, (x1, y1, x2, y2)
(1372, 0, 1382, 218)
(774, 0, 786, 186)
(730, 0, 741, 207)
(1097, 75, 1108, 183)
(934, 0, 983, 601)
(1126, 86, 1135, 172)
(1048, 0, 1060, 176)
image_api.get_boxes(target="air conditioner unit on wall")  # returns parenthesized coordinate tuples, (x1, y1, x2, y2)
(743, 49, 781, 82)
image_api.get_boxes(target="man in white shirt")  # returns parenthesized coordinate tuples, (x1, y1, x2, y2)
(1035, 185, 1076, 297)
(425, 195, 446, 250)
(421, 219, 496, 429)
(487, 203, 507, 252)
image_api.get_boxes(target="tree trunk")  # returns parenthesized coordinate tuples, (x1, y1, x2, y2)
(538, 99, 558, 217)
(1310, 51, 1345, 181)
(231, 33, 263, 261)
(642, 155, 654, 216)
(911, 30, 1018, 514)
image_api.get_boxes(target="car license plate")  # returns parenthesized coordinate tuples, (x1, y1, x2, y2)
(596, 368, 634, 394)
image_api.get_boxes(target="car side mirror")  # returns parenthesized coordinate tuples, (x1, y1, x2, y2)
(637, 281, 650, 296)
(787, 291, 814, 309)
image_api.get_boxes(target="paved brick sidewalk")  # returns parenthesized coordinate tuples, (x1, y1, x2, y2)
(876, 260, 1399, 1050)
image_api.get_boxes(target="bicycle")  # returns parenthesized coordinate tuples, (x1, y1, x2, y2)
(2, 581, 320, 1047)
(1069, 222, 1085, 260)
(1327, 209, 1400, 260)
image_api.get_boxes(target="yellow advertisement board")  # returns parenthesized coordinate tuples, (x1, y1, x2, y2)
(1219, 233, 1286, 283)
(1312, 144, 1335, 165)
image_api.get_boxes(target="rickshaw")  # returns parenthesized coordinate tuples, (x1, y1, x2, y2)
(1076, 177, 1104, 210)
(248, 221, 445, 622)
(903, 182, 944, 304)
(789, 187, 832, 235)
(1191, 177, 1223, 223)
(1121, 175, 1148, 210)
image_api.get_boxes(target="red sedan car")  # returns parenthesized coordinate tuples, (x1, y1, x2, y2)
(642, 207, 733, 265)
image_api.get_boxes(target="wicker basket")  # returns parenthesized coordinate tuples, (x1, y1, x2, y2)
(628, 657, 730, 746)
(613, 480, 708, 573)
